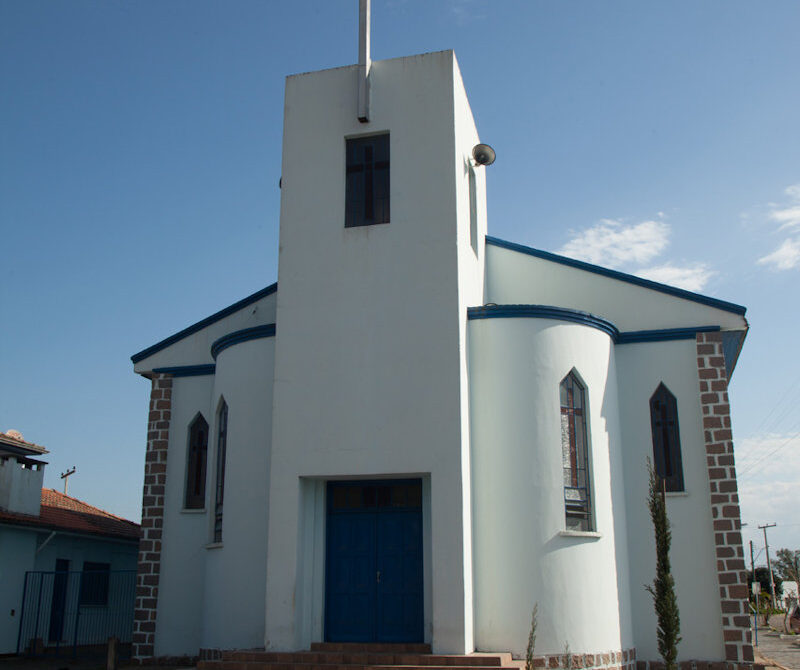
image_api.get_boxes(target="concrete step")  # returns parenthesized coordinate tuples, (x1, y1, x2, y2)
(221, 651, 509, 667)
(199, 664, 519, 670)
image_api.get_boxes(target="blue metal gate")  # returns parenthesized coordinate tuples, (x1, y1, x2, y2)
(16, 569, 136, 659)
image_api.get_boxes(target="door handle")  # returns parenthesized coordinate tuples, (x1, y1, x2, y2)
(376, 570, 381, 583)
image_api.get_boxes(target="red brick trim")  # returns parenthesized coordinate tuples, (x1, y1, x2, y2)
(695, 333, 753, 665)
(132, 374, 173, 661)
(528, 648, 636, 670)
(636, 662, 762, 670)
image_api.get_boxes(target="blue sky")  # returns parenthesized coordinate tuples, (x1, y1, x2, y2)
(2, 1, 798, 561)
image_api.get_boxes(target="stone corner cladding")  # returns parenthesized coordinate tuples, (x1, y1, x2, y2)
(132, 373, 173, 661)
(695, 332, 753, 665)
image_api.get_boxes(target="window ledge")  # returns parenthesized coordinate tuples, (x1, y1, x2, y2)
(205, 542, 223, 550)
(665, 491, 689, 498)
(181, 508, 206, 514)
(559, 530, 602, 539)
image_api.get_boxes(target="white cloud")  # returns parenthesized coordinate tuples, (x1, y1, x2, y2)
(736, 432, 800, 553)
(635, 263, 714, 292)
(757, 237, 800, 271)
(449, 0, 487, 23)
(770, 205, 800, 231)
(557, 218, 670, 268)
(784, 183, 800, 200)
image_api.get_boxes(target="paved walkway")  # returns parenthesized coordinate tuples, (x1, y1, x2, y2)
(755, 625, 800, 670)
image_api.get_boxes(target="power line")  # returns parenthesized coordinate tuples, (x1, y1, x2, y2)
(737, 427, 800, 480)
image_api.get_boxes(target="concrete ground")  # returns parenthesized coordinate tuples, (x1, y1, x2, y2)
(753, 615, 800, 670)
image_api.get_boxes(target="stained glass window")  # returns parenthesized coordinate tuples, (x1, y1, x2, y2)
(213, 401, 228, 543)
(560, 371, 592, 531)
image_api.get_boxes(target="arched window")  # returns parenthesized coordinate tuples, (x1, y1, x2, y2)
(213, 400, 228, 543)
(184, 414, 208, 509)
(560, 370, 593, 531)
(650, 383, 684, 492)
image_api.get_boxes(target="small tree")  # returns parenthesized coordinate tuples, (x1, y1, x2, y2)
(646, 460, 681, 670)
(525, 603, 538, 670)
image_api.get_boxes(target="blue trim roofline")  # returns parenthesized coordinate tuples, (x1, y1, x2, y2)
(131, 282, 277, 364)
(468, 305, 619, 339)
(485, 236, 747, 317)
(467, 304, 724, 345)
(210, 324, 276, 360)
(152, 364, 217, 378)
(617, 326, 720, 344)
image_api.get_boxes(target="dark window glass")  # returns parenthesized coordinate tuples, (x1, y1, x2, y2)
(650, 383, 684, 492)
(345, 134, 390, 227)
(327, 481, 421, 511)
(185, 414, 208, 509)
(79, 562, 110, 607)
(213, 401, 228, 543)
(560, 371, 593, 531)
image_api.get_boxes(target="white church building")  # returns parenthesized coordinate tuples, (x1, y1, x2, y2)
(130, 16, 754, 670)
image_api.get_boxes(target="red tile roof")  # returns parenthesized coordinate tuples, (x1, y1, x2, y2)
(0, 489, 140, 541)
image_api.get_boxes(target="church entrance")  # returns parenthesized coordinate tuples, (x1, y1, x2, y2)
(325, 479, 424, 643)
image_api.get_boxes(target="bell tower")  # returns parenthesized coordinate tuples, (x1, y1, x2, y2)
(265, 2, 490, 653)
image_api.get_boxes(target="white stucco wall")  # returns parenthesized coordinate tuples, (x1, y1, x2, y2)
(266, 50, 484, 653)
(0, 527, 37, 654)
(485, 244, 746, 333)
(202, 337, 273, 650)
(32, 533, 138, 573)
(469, 317, 631, 657)
(0, 458, 44, 516)
(154, 374, 214, 657)
(132, 290, 277, 373)
(452, 55, 487, 652)
(615, 340, 725, 661)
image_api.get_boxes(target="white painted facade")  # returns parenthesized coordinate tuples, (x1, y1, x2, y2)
(131, 48, 749, 663)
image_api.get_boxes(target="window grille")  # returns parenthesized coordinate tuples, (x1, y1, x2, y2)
(213, 401, 228, 543)
(560, 371, 592, 531)
(345, 134, 390, 227)
(650, 383, 684, 492)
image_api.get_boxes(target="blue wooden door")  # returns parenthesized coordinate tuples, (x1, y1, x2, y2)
(325, 481, 423, 642)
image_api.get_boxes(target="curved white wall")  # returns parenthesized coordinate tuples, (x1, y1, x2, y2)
(469, 317, 631, 657)
(202, 336, 274, 650)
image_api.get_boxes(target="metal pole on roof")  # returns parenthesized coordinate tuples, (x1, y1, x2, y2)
(60, 466, 76, 494)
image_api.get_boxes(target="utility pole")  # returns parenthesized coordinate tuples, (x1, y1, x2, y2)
(759, 523, 777, 607)
(750, 540, 758, 647)
(60, 466, 76, 495)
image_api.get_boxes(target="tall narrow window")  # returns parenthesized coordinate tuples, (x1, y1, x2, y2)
(560, 371, 593, 531)
(184, 414, 208, 509)
(650, 383, 684, 492)
(345, 134, 389, 227)
(213, 401, 228, 543)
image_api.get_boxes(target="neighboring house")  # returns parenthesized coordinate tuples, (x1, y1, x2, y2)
(0, 431, 140, 656)
(129, 36, 753, 670)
